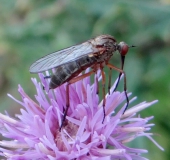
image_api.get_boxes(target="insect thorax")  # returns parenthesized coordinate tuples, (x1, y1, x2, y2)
(93, 36, 117, 62)
(92, 43, 116, 63)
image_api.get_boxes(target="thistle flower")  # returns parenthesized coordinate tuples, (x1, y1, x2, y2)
(0, 72, 163, 160)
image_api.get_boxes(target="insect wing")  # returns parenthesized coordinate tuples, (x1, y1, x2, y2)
(30, 41, 99, 73)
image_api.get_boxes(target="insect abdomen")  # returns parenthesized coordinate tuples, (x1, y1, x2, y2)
(49, 56, 96, 89)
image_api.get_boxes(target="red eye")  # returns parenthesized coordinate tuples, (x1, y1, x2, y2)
(118, 42, 129, 56)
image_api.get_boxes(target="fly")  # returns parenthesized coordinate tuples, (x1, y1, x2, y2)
(30, 34, 135, 131)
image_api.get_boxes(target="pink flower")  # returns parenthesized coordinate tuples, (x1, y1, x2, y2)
(0, 72, 163, 160)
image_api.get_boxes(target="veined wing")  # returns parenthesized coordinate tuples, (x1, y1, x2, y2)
(29, 40, 100, 73)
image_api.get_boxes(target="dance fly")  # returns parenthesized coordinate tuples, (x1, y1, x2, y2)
(30, 34, 134, 130)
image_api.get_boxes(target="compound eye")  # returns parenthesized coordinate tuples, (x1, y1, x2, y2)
(118, 42, 129, 56)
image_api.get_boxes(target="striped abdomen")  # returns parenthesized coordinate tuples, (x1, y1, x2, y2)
(49, 55, 97, 89)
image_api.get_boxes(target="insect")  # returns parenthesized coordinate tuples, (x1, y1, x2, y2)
(30, 34, 134, 130)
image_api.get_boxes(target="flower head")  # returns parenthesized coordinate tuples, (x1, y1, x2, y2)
(0, 71, 163, 159)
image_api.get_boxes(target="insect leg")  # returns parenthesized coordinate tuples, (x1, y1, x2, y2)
(60, 70, 95, 131)
(108, 67, 112, 95)
(113, 73, 122, 92)
(44, 75, 51, 79)
(100, 67, 106, 123)
(106, 63, 129, 114)
(42, 75, 52, 90)
(95, 72, 99, 94)
(113, 55, 125, 92)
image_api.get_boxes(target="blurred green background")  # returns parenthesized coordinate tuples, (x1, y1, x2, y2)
(0, 0, 170, 159)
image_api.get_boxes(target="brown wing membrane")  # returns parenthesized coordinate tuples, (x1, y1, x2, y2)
(29, 40, 99, 73)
